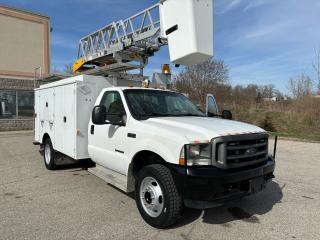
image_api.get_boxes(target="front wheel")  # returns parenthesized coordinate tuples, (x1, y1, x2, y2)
(43, 138, 56, 170)
(135, 164, 182, 228)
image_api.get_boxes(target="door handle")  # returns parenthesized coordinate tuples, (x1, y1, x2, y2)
(90, 125, 94, 135)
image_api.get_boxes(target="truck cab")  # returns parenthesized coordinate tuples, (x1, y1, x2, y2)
(86, 87, 275, 227)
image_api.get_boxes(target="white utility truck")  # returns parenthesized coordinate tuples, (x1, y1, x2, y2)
(34, 0, 275, 228)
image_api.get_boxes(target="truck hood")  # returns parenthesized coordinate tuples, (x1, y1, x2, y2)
(144, 117, 266, 142)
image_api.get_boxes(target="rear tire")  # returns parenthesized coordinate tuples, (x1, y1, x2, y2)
(43, 138, 56, 170)
(135, 164, 182, 228)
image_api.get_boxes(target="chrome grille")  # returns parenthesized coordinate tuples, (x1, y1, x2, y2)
(212, 133, 269, 169)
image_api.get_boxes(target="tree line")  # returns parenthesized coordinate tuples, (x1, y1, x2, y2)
(174, 57, 320, 107)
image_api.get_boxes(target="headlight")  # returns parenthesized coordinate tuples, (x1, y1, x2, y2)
(179, 144, 211, 166)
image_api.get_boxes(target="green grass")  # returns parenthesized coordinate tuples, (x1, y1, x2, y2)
(268, 131, 320, 143)
(233, 107, 320, 143)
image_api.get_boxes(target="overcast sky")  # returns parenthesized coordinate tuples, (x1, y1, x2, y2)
(3, 0, 320, 93)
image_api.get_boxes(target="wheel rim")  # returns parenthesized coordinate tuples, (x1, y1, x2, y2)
(139, 177, 164, 218)
(44, 144, 51, 165)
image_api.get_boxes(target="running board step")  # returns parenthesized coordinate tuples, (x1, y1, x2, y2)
(88, 164, 128, 193)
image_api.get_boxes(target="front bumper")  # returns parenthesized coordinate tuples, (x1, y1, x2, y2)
(169, 157, 275, 209)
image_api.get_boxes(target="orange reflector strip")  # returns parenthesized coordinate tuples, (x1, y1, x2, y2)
(191, 140, 210, 144)
(179, 158, 186, 166)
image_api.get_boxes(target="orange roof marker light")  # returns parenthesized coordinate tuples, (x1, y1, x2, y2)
(162, 64, 171, 75)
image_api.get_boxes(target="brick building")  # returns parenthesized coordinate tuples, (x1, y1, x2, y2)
(0, 4, 50, 131)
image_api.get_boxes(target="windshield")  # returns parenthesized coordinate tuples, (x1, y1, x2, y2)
(124, 89, 205, 119)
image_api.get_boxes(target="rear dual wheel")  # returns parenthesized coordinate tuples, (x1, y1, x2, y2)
(135, 164, 182, 228)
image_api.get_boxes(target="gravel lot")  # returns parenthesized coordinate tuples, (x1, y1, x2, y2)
(0, 132, 319, 240)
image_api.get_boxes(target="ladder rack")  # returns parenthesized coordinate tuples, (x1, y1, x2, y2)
(74, 3, 165, 74)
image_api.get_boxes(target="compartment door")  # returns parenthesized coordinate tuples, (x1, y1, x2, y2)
(63, 84, 76, 158)
(34, 91, 40, 142)
(39, 88, 55, 145)
(53, 87, 65, 153)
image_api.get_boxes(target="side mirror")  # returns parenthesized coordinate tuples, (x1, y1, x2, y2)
(92, 105, 106, 125)
(221, 110, 233, 120)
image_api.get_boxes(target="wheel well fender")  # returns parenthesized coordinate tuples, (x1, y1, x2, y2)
(127, 150, 167, 193)
(42, 133, 51, 145)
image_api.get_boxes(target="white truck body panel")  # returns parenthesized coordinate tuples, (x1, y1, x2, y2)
(35, 75, 112, 159)
(160, 0, 214, 65)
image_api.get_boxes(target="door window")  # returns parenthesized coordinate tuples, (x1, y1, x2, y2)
(206, 95, 218, 116)
(100, 91, 126, 123)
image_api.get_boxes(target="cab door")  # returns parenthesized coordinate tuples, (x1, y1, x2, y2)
(88, 91, 128, 175)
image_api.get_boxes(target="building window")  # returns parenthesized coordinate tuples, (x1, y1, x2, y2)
(0, 90, 34, 119)
(0, 90, 17, 119)
(18, 91, 34, 119)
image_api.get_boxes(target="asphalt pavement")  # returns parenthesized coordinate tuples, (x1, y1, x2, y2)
(0, 132, 319, 240)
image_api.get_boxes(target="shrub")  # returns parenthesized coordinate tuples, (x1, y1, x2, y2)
(259, 113, 276, 132)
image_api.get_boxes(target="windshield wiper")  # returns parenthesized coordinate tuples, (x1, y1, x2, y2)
(135, 112, 171, 120)
(175, 113, 206, 117)
(148, 112, 171, 117)
(136, 112, 205, 120)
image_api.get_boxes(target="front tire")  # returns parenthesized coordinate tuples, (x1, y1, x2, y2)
(43, 138, 56, 170)
(135, 164, 182, 228)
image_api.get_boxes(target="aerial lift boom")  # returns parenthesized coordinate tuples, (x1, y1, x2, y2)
(73, 0, 214, 76)
(73, 3, 164, 74)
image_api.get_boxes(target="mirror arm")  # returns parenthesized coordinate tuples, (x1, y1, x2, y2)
(104, 113, 126, 126)
(207, 113, 222, 118)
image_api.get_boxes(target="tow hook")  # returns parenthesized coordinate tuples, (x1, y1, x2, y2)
(266, 174, 275, 182)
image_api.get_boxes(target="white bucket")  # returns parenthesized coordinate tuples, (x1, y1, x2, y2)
(160, 0, 214, 66)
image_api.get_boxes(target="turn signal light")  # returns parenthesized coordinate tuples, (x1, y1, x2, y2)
(179, 158, 186, 166)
